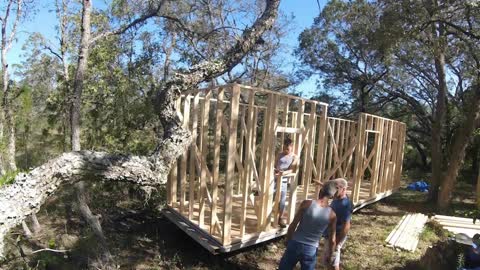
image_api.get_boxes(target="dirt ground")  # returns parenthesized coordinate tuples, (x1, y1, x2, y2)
(1, 181, 475, 270)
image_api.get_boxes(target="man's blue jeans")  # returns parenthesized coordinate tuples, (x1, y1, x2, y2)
(274, 180, 288, 213)
(279, 240, 317, 270)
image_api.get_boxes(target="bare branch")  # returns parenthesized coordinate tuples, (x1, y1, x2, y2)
(6, 0, 22, 52)
(89, 1, 165, 45)
(31, 248, 69, 254)
(43, 45, 63, 61)
(427, 19, 480, 41)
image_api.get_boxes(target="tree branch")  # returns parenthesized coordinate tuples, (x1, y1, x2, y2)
(89, 1, 165, 45)
(6, 0, 22, 52)
(0, 151, 160, 257)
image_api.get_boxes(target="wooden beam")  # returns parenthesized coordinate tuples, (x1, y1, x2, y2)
(169, 162, 177, 206)
(179, 95, 191, 214)
(237, 106, 247, 195)
(386, 122, 398, 191)
(342, 120, 351, 175)
(276, 126, 303, 134)
(393, 124, 406, 189)
(198, 90, 211, 227)
(333, 118, 341, 178)
(189, 93, 200, 220)
(262, 94, 279, 231)
(338, 120, 346, 176)
(303, 105, 316, 200)
(287, 101, 304, 223)
(314, 105, 328, 196)
(324, 143, 357, 181)
(345, 122, 356, 179)
(257, 94, 272, 230)
(352, 113, 367, 204)
(240, 89, 256, 238)
(211, 88, 224, 236)
(369, 118, 384, 197)
(383, 121, 395, 192)
(237, 84, 329, 106)
(222, 84, 241, 245)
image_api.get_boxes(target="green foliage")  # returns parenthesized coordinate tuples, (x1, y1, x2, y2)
(48, 238, 56, 249)
(0, 170, 20, 187)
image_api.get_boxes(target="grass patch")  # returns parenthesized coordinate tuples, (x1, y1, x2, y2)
(0, 170, 20, 187)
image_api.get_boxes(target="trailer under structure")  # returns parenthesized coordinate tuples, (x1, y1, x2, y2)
(163, 83, 406, 254)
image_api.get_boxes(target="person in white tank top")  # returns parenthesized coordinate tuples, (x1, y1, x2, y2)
(274, 137, 298, 228)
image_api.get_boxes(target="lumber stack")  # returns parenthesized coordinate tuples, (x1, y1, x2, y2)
(433, 215, 480, 238)
(385, 213, 428, 252)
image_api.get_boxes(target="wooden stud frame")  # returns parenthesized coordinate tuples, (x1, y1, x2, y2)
(165, 84, 406, 253)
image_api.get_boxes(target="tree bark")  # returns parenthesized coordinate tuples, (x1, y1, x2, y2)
(438, 86, 480, 208)
(3, 100, 16, 171)
(30, 213, 41, 234)
(70, 0, 91, 151)
(0, 151, 161, 256)
(56, 0, 71, 152)
(0, 0, 22, 173)
(429, 22, 448, 202)
(75, 181, 112, 260)
(0, 0, 281, 258)
(477, 160, 480, 209)
(67, 2, 111, 264)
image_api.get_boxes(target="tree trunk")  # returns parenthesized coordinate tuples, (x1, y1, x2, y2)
(0, 0, 23, 173)
(61, 41, 70, 152)
(477, 160, 480, 209)
(1, 33, 11, 174)
(163, 31, 176, 81)
(429, 23, 448, 202)
(4, 102, 16, 171)
(75, 181, 111, 260)
(438, 87, 480, 208)
(31, 213, 41, 234)
(0, 151, 162, 256)
(70, 0, 91, 151)
(67, 2, 111, 265)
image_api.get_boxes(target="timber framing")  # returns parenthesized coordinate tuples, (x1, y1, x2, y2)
(163, 83, 406, 253)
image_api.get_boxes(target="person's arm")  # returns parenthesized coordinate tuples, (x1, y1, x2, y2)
(286, 200, 310, 242)
(274, 154, 282, 176)
(335, 220, 350, 245)
(326, 209, 337, 262)
(281, 155, 298, 176)
(336, 201, 352, 245)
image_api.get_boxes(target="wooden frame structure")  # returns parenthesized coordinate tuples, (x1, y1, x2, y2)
(163, 84, 406, 253)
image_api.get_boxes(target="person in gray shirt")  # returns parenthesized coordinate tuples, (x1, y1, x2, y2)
(278, 180, 337, 270)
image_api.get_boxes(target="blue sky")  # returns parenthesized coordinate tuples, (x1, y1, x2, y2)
(280, 0, 325, 97)
(9, 0, 325, 96)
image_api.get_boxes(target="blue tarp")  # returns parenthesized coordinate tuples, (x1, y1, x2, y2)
(406, 181, 429, 192)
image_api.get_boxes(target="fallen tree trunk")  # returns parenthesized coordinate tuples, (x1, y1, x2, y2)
(0, 151, 159, 257)
(0, 0, 280, 259)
